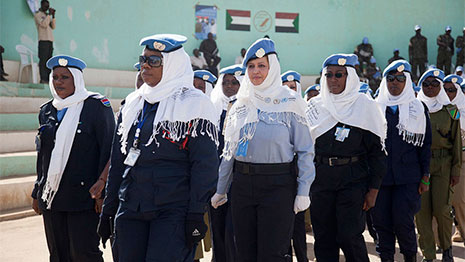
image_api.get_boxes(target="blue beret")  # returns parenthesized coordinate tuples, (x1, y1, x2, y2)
(281, 70, 301, 83)
(374, 88, 380, 98)
(243, 38, 276, 67)
(413, 82, 421, 93)
(414, 25, 421, 31)
(383, 60, 411, 77)
(393, 48, 399, 53)
(304, 84, 320, 94)
(445, 26, 451, 31)
(456, 66, 463, 72)
(46, 55, 86, 71)
(193, 70, 217, 84)
(220, 64, 245, 76)
(322, 54, 358, 68)
(444, 74, 464, 86)
(359, 82, 369, 92)
(418, 69, 445, 87)
(139, 34, 187, 52)
(134, 62, 140, 71)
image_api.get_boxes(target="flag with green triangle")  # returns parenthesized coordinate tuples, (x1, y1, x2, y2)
(226, 10, 250, 31)
(275, 12, 299, 33)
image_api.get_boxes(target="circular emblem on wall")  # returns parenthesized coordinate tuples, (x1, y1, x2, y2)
(253, 11, 272, 32)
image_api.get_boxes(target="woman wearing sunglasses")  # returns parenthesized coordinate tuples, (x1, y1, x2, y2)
(372, 60, 432, 262)
(208, 64, 244, 261)
(99, 34, 220, 262)
(306, 53, 387, 261)
(443, 74, 465, 251)
(416, 69, 462, 262)
(211, 38, 314, 261)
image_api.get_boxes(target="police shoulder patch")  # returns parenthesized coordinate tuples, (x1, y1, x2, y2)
(90, 94, 111, 107)
(447, 105, 460, 120)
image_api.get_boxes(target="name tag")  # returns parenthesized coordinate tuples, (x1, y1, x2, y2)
(236, 140, 249, 157)
(334, 127, 350, 142)
(124, 147, 141, 167)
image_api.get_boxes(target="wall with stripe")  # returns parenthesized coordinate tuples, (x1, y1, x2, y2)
(1, 0, 464, 76)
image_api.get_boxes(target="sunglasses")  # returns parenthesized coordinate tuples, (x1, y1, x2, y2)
(324, 72, 347, 79)
(139, 55, 163, 68)
(444, 87, 457, 93)
(223, 80, 240, 86)
(386, 74, 406, 82)
(422, 79, 440, 88)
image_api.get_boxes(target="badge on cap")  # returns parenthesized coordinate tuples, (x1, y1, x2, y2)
(58, 58, 68, 66)
(202, 75, 209, 81)
(397, 64, 405, 72)
(153, 42, 166, 51)
(452, 77, 458, 83)
(286, 75, 294, 81)
(434, 70, 440, 77)
(255, 48, 266, 58)
(316, 86, 321, 91)
(234, 70, 241, 77)
(337, 58, 346, 66)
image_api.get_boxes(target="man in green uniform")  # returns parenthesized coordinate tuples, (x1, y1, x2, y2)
(456, 27, 465, 67)
(409, 25, 428, 81)
(437, 26, 455, 75)
(416, 69, 462, 262)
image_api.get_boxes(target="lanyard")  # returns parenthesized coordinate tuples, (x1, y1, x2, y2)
(133, 104, 150, 148)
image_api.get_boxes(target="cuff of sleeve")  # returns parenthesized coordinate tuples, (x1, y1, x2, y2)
(31, 186, 38, 199)
(369, 178, 383, 190)
(188, 201, 208, 213)
(297, 183, 310, 197)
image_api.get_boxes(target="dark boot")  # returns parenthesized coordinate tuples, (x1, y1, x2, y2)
(442, 248, 454, 262)
(403, 254, 416, 262)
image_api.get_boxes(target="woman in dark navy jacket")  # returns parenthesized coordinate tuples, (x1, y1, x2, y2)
(373, 60, 432, 262)
(32, 55, 115, 262)
(99, 34, 219, 262)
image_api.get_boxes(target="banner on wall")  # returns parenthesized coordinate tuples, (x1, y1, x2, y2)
(275, 12, 299, 33)
(226, 10, 251, 31)
(27, 0, 40, 15)
(195, 5, 218, 40)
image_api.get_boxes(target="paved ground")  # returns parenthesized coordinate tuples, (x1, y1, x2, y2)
(1, 215, 465, 261)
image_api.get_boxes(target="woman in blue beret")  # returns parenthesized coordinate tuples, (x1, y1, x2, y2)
(208, 64, 243, 261)
(99, 34, 219, 262)
(415, 69, 462, 261)
(211, 38, 315, 261)
(306, 53, 387, 261)
(304, 84, 320, 101)
(31, 55, 115, 261)
(373, 60, 432, 262)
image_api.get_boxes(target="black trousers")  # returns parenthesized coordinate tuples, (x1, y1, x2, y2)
(209, 200, 237, 262)
(231, 171, 296, 262)
(288, 211, 308, 262)
(372, 184, 421, 260)
(38, 41, 53, 82)
(311, 186, 369, 262)
(42, 209, 103, 262)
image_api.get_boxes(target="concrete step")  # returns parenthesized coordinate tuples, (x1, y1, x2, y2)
(0, 207, 36, 222)
(0, 152, 36, 178)
(0, 175, 35, 213)
(0, 96, 123, 114)
(0, 113, 38, 131)
(0, 81, 134, 100)
(0, 131, 36, 153)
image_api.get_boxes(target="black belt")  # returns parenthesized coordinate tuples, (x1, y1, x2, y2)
(233, 160, 294, 175)
(315, 155, 361, 167)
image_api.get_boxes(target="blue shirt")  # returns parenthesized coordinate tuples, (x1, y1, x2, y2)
(217, 111, 315, 196)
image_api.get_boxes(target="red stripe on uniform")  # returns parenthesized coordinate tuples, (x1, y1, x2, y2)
(275, 12, 298, 19)
(227, 10, 251, 17)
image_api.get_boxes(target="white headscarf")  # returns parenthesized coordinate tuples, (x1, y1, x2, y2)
(222, 54, 309, 160)
(417, 79, 450, 113)
(306, 66, 387, 146)
(118, 47, 219, 154)
(449, 81, 465, 134)
(376, 72, 426, 146)
(205, 82, 213, 97)
(42, 67, 93, 209)
(211, 73, 242, 117)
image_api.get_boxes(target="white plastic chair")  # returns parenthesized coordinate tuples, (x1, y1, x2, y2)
(15, 45, 39, 83)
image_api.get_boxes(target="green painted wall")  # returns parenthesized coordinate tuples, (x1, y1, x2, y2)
(1, 0, 464, 75)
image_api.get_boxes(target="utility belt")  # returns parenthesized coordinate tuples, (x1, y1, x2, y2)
(431, 149, 451, 158)
(315, 155, 362, 167)
(233, 160, 295, 175)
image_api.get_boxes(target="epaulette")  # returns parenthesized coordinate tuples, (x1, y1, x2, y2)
(90, 93, 111, 107)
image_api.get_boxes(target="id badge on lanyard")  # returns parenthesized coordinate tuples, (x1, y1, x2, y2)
(334, 125, 350, 142)
(124, 104, 148, 167)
